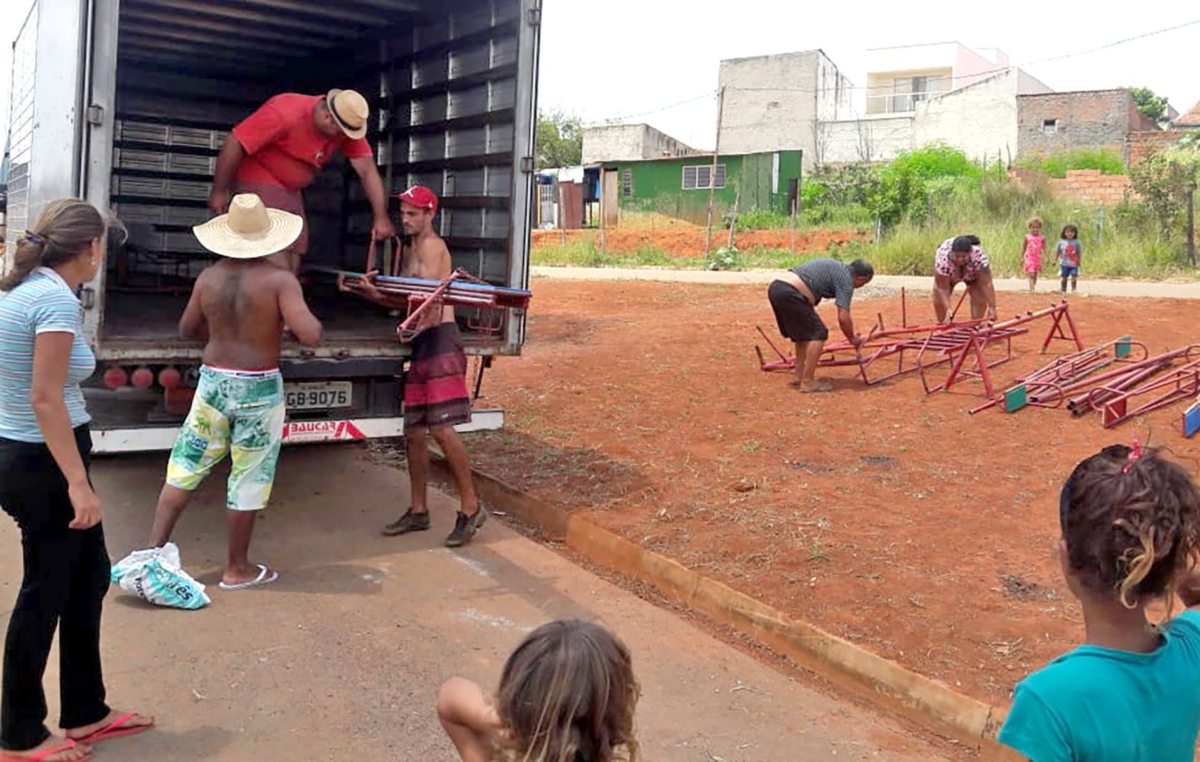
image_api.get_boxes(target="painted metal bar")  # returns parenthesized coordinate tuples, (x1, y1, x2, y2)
(395, 272, 464, 343)
(917, 322, 1028, 396)
(1102, 362, 1200, 428)
(973, 338, 1154, 415)
(947, 289, 970, 322)
(1071, 363, 1173, 417)
(1057, 301, 1087, 351)
(328, 265, 533, 308)
(756, 325, 791, 365)
(1068, 346, 1200, 415)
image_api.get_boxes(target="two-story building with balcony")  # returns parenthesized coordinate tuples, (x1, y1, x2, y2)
(822, 42, 1052, 164)
(863, 42, 1011, 116)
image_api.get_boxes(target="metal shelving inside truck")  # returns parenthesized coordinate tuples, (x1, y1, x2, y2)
(4, 0, 540, 453)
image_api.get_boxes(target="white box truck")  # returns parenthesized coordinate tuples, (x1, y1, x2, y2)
(4, 0, 541, 453)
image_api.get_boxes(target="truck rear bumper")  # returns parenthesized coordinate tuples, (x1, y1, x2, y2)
(90, 409, 505, 455)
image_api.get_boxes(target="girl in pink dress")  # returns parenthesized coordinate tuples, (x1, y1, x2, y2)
(1023, 217, 1046, 293)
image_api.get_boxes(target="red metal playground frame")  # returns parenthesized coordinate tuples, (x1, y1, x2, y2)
(756, 290, 1083, 398)
(972, 338, 1200, 432)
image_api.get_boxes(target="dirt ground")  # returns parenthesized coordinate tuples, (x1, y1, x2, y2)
(18, 447, 949, 762)
(532, 226, 869, 257)
(469, 278, 1200, 708)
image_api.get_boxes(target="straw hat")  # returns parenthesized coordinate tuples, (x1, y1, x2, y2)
(326, 89, 369, 140)
(192, 194, 303, 259)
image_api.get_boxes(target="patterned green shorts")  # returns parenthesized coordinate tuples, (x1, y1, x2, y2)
(166, 365, 286, 512)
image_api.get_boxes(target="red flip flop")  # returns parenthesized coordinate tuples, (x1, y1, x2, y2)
(0, 738, 92, 761)
(71, 713, 154, 744)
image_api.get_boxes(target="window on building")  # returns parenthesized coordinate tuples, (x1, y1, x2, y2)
(682, 164, 727, 190)
(621, 169, 633, 197)
(1042, 119, 1059, 135)
(891, 76, 933, 113)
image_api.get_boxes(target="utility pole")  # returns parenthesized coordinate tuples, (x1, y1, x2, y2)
(704, 86, 726, 259)
(1187, 185, 1196, 268)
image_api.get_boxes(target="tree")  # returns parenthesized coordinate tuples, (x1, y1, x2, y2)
(1129, 86, 1170, 123)
(536, 109, 583, 169)
(867, 163, 927, 228)
(1127, 144, 1200, 241)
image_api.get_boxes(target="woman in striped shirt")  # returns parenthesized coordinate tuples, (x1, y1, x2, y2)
(0, 200, 152, 762)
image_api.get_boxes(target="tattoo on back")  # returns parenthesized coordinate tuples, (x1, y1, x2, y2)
(219, 269, 245, 320)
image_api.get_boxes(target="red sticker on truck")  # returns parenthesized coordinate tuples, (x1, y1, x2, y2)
(282, 420, 366, 444)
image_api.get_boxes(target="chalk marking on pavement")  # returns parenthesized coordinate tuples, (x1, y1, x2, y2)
(447, 552, 494, 580)
(456, 608, 514, 628)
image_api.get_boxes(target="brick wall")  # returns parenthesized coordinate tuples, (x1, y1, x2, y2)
(1126, 130, 1192, 165)
(1017, 90, 1132, 158)
(1009, 168, 1130, 206)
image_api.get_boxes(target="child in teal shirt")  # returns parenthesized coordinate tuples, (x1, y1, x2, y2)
(999, 443, 1200, 761)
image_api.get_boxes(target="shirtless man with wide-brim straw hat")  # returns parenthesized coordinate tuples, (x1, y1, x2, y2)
(141, 193, 323, 591)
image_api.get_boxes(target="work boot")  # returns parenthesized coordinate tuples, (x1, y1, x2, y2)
(445, 507, 488, 548)
(382, 508, 431, 537)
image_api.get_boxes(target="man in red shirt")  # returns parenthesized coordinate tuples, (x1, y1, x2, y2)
(207, 89, 395, 272)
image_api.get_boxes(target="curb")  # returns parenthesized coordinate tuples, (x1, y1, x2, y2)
(430, 454, 1023, 758)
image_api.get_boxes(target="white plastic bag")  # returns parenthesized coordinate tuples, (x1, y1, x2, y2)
(110, 543, 211, 610)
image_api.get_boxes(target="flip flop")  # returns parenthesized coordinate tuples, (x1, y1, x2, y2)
(0, 738, 92, 761)
(218, 564, 279, 591)
(70, 713, 154, 745)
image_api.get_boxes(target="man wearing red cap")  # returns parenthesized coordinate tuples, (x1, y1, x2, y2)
(207, 89, 396, 273)
(345, 186, 485, 547)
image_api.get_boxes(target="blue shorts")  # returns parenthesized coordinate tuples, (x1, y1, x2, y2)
(1060, 266, 1080, 278)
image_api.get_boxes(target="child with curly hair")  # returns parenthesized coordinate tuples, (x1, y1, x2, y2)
(437, 620, 640, 762)
(998, 443, 1200, 761)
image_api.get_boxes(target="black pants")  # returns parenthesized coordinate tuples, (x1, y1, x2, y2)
(768, 280, 829, 342)
(0, 425, 111, 751)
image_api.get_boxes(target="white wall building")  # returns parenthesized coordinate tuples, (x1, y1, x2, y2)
(581, 123, 700, 165)
(717, 50, 853, 167)
(863, 42, 1014, 115)
(912, 69, 1051, 164)
(818, 43, 1053, 164)
(820, 116, 916, 165)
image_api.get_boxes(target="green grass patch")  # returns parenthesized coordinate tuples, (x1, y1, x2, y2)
(1017, 149, 1126, 179)
(532, 241, 689, 269)
(534, 140, 1198, 280)
(867, 193, 1196, 280)
(532, 241, 810, 271)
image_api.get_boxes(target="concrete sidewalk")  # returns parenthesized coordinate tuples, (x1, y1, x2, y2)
(1, 445, 952, 761)
(531, 265, 1200, 299)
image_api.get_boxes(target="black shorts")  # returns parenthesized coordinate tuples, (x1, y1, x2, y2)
(768, 280, 828, 342)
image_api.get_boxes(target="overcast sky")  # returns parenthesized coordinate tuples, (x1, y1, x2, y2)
(2, 1, 1197, 152)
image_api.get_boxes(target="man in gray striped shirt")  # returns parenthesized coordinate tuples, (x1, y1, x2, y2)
(767, 258, 874, 392)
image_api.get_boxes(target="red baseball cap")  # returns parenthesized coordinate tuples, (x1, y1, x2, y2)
(397, 186, 439, 215)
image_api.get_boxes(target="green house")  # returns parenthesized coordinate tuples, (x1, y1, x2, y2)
(599, 150, 802, 227)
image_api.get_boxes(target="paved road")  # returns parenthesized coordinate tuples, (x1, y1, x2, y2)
(531, 265, 1200, 299)
(2, 445, 952, 761)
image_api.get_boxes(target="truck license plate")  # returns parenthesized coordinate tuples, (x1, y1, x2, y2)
(285, 382, 352, 411)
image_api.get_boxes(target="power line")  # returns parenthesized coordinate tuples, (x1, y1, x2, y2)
(715, 18, 1200, 96)
(594, 91, 717, 124)
(1023, 18, 1200, 67)
(578, 17, 1199, 127)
